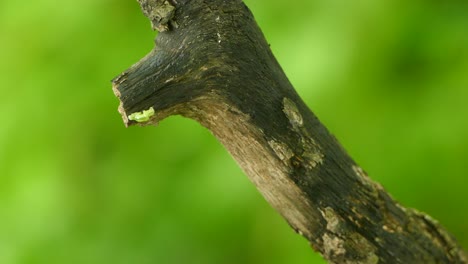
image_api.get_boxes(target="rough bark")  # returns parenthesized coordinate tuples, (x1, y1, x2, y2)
(112, 0, 467, 263)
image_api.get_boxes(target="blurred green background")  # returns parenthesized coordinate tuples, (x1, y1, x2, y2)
(1, 0, 467, 263)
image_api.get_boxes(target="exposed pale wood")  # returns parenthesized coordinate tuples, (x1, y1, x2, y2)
(112, 0, 467, 263)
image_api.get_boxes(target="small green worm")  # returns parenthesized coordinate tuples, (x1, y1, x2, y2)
(128, 107, 155, 122)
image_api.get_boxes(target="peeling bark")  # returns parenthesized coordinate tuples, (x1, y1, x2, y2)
(112, 0, 467, 263)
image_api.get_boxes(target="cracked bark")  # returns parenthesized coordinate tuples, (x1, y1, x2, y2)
(112, 0, 467, 263)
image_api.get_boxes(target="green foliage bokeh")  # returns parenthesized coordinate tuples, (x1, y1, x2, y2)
(0, 1, 467, 263)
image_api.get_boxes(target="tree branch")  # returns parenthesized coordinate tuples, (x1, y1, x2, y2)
(112, 0, 467, 263)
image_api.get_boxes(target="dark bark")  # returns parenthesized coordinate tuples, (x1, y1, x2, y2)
(112, 0, 467, 263)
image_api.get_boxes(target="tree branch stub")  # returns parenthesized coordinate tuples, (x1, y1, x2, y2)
(112, 0, 467, 263)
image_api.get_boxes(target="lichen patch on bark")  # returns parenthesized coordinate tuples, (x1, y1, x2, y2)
(322, 233, 346, 258)
(268, 139, 294, 165)
(321, 231, 379, 264)
(137, 0, 176, 32)
(282, 97, 303, 128)
(303, 151, 324, 168)
(320, 207, 341, 233)
(319, 207, 379, 264)
(282, 97, 324, 169)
